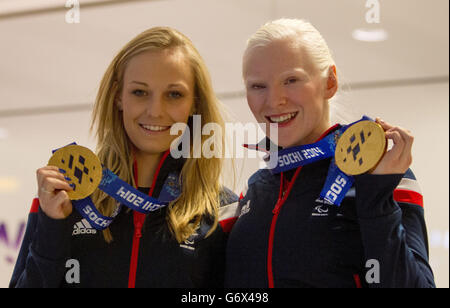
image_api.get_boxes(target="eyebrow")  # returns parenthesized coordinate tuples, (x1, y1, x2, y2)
(130, 81, 148, 86)
(167, 83, 188, 89)
(129, 81, 188, 89)
(245, 68, 310, 84)
(279, 68, 309, 77)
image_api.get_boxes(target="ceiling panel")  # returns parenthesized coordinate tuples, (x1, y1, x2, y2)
(0, 0, 448, 113)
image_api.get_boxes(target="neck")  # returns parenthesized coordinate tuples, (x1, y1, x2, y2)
(293, 120, 332, 148)
(306, 122, 331, 145)
(133, 151, 164, 188)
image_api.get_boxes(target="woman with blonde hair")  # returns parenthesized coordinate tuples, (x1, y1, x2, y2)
(225, 19, 435, 288)
(10, 27, 237, 288)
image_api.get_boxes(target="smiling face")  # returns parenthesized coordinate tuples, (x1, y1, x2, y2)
(244, 39, 335, 148)
(117, 48, 195, 157)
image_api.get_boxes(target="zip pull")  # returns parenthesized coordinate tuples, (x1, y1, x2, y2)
(133, 212, 145, 238)
(272, 199, 283, 215)
(134, 223, 143, 239)
(273, 173, 284, 215)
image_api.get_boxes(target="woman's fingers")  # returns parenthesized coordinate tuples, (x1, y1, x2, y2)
(375, 117, 391, 130)
(40, 177, 73, 194)
(371, 118, 414, 174)
(36, 166, 74, 219)
(394, 126, 414, 160)
(37, 166, 73, 195)
(385, 129, 405, 160)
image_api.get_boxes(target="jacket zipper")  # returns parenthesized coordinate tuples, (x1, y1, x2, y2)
(128, 212, 145, 288)
(127, 150, 170, 288)
(353, 274, 363, 288)
(267, 167, 302, 288)
(266, 124, 340, 288)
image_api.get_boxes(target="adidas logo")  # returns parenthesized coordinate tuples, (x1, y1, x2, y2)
(72, 219, 97, 236)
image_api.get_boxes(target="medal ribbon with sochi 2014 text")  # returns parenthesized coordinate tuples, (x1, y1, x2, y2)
(251, 116, 384, 206)
(49, 144, 180, 230)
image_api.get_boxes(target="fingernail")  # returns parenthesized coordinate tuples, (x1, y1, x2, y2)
(65, 176, 72, 182)
(59, 169, 66, 174)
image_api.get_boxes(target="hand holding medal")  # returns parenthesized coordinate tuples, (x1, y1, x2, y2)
(36, 144, 103, 221)
(252, 115, 413, 206)
(47, 145, 103, 201)
(370, 118, 414, 175)
(44, 143, 180, 230)
(334, 119, 387, 175)
(36, 165, 74, 220)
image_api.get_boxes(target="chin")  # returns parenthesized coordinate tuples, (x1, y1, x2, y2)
(273, 130, 296, 148)
(274, 137, 295, 149)
(278, 141, 296, 149)
(134, 142, 170, 156)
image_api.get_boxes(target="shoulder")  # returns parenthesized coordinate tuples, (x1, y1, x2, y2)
(218, 186, 238, 207)
(248, 168, 272, 186)
(217, 187, 239, 234)
(238, 168, 275, 202)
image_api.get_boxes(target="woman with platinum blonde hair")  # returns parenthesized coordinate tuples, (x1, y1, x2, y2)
(226, 19, 435, 288)
(11, 27, 237, 288)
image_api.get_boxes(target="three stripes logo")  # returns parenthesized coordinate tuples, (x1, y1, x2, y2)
(72, 219, 97, 236)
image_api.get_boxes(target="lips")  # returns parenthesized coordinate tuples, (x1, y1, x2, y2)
(265, 112, 298, 124)
(139, 124, 171, 132)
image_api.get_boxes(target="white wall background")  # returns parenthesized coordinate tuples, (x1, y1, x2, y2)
(0, 0, 448, 288)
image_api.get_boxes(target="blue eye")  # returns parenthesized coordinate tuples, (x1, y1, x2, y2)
(251, 84, 266, 90)
(168, 91, 183, 99)
(132, 89, 147, 97)
(285, 78, 298, 85)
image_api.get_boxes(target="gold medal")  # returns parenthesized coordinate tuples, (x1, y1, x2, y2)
(48, 145, 103, 200)
(335, 121, 386, 175)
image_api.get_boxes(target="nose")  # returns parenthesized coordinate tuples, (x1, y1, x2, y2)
(266, 84, 287, 109)
(145, 96, 164, 118)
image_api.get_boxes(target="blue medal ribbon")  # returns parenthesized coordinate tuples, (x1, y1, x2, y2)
(52, 144, 181, 230)
(318, 158, 354, 206)
(72, 198, 118, 230)
(98, 168, 169, 214)
(268, 132, 337, 174)
(248, 116, 374, 206)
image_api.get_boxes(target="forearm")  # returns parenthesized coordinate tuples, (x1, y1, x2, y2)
(10, 208, 72, 288)
(355, 173, 435, 288)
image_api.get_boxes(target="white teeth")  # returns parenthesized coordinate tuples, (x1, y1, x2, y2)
(269, 112, 297, 123)
(141, 124, 169, 132)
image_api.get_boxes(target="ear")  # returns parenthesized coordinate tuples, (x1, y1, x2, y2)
(324, 65, 338, 100)
(113, 81, 123, 111)
(190, 97, 198, 116)
(115, 96, 123, 111)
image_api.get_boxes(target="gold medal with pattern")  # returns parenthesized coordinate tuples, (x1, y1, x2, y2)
(335, 120, 387, 175)
(48, 145, 103, 200)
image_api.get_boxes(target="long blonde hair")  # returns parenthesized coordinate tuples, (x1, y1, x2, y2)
(91, 27, 226, 243)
